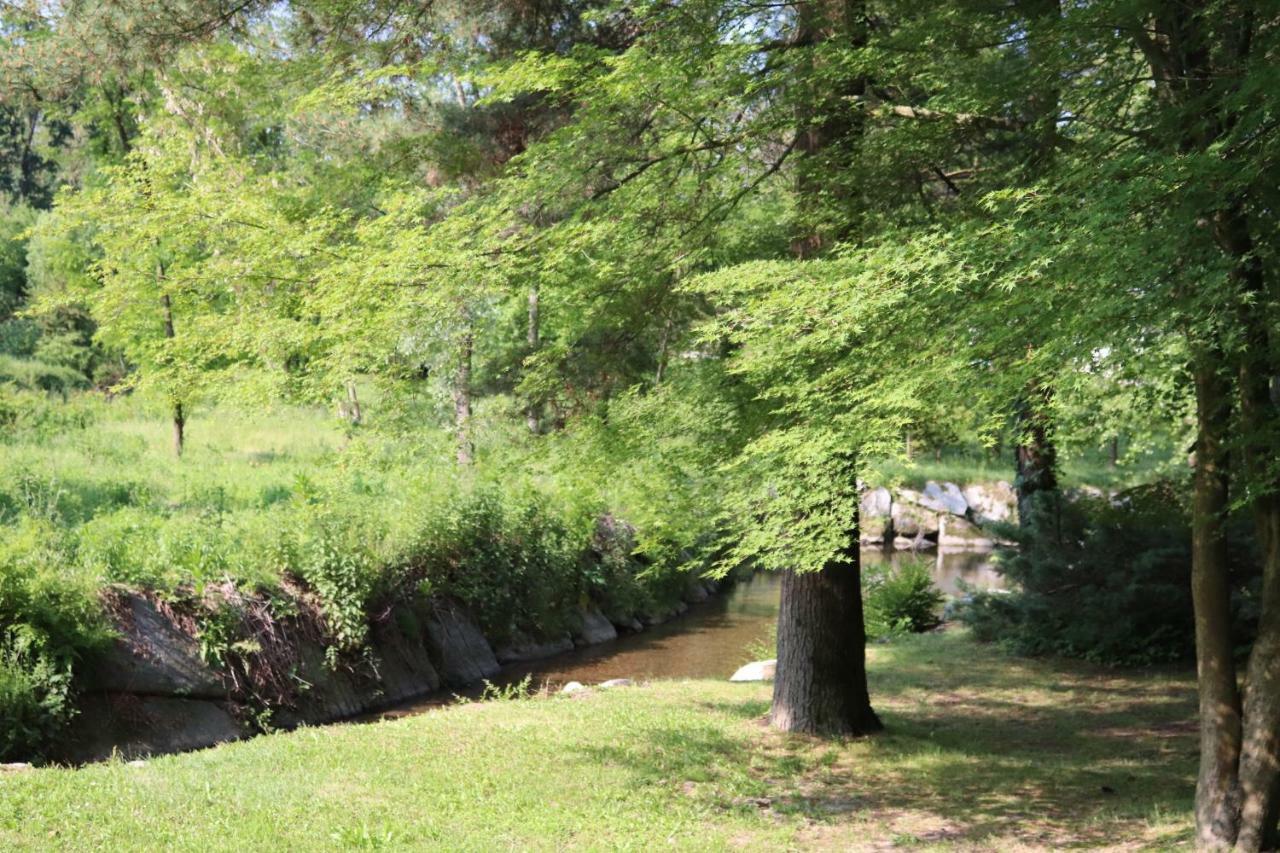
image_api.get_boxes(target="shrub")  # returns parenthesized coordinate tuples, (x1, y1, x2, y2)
(958, 483, 1235, 666)
(0, 520, 109, 761)
(864, 559, 945, 639)
(0, 628, 76, 762)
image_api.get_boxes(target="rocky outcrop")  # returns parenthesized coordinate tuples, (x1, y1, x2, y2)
(87, 593, 227, 698)
(859, 479, 1015, 550)
(67, 577, 729, 764)
(372, 609, 444, 704)
(59, 694, 247, 764)
(424, 599, 501, 687)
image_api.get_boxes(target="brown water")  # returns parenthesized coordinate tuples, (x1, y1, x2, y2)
(371, 548, 1002, 719)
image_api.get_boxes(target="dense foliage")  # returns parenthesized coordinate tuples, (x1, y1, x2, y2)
(962, 487, 1208, 665)
(0, 0, 1278, 838)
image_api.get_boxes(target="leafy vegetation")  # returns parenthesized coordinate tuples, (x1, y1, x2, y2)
(0, 0, 1276, 841)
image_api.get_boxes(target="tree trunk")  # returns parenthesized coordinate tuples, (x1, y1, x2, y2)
(172, 401, 185, 458)
(768, 0, 880, 737)
(1011, 0, 1062, 525)
(1220, 205, 1280, 852)
(159, 279, 185, 459)
(1109, 436, 1119, 469)
(454, 319, 474, 465)
(1190, 352, 1242, 849)
(771, 544, 882, 736)
(526, 285, 540, 434)
(1013, 382, 1058, 527)
(344, 381, 362, 425)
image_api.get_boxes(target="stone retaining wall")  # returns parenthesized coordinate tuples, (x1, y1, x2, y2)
(61, 578, 722, 764)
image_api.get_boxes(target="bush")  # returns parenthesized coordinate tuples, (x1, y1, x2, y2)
(864, 559, 945, 639)
(959, 483, 1235, 666)
(0, 520, 109, 761)
(0, 628, 76, 761)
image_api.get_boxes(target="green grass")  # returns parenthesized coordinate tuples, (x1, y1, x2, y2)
(0, 630, 1197, 850)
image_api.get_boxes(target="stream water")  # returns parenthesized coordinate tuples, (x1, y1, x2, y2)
(372, 548, 1002, 718)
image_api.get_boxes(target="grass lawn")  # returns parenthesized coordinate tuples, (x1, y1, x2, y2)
(0, 629, 1197, 851)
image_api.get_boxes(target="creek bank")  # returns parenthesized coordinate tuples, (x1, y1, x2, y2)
(60, 577, 726, 764)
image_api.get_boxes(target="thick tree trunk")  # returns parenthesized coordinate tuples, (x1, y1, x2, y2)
(1190, 353, 1242, 849)
(771, 544, 882, 736)
(454, 321, 474, 466)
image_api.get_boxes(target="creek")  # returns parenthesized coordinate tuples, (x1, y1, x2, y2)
(372, 548, 1002, 718)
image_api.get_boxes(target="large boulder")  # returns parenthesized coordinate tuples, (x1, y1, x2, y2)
(423, 599, 500, 687)
(277, 639, 368, 725)
(924, 481, 969, 517)
(859, 486, 895, 544)
(962, 482, 1016, 524)
(574, 607, 619, 646)
(730, 659, 776, 682)
(683, 581, 710, 604)
(60, 694, 247, 763)
(860, 486, 893, 519)
(86, 592, 227, 699)
(891, 498, 941, 540)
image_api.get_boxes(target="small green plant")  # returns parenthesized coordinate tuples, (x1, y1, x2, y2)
(864, 559, 945, 639)
(475, 675, 533, 703)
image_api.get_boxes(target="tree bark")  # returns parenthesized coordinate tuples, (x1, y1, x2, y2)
(1013, 382, 1058, 527)
(771, 540, 882, 736)
(159, 271, 184, 458)
(1219, 204, 1280, 852)
(1190, 351, 1242, 849)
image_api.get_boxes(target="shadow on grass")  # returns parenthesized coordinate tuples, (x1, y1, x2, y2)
(575, 631, 1198, 848)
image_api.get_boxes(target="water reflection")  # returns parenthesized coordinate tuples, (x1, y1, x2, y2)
(863, 547, 1005, 597)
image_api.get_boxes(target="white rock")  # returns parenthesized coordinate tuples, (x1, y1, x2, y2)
(560, 681, 586, 694)
(924, 481, 969, 516)
(730, 660, 776, 683)
(0, 763, 31, 773)
(962, 482, 1016, 523)
(599, 678, 633, 689)
(859, 487, 893, 518)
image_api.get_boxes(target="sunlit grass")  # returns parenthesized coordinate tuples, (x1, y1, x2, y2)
(0, 630, 1196, 850)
